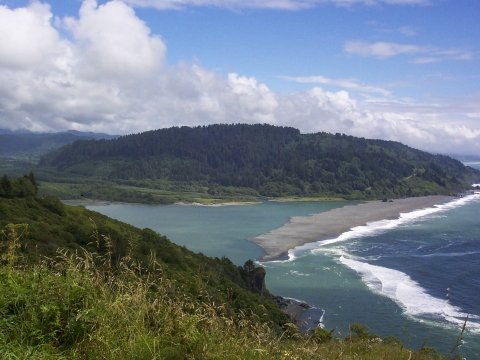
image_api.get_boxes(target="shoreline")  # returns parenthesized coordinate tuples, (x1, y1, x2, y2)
(173, 201, 260, 206)
(250, 195, 454, 261)
(61, 199, 260, 207)
(272, 295, 324, 332)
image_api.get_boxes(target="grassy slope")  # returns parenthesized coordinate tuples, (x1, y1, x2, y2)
(0, 196, 287, 326)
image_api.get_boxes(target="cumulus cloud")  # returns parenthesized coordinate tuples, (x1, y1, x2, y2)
(0, 1, 479, 155)
(123, 0, 431, 10)
(344, 40, 473, 63)
(0, 2, 61, 69)
(63, 0, 166, 80)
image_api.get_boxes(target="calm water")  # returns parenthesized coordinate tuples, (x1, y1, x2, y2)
(89, 173, 480, 358)
(90, 200, 354, 265)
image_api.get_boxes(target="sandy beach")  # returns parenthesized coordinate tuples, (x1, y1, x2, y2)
(250, 195, 454, 261)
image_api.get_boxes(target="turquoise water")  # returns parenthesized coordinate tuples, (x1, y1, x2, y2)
(90, 200, 354, 265)
(88, 184, 480, 358)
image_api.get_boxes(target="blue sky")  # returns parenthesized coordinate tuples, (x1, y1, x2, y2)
(0, 0, 479, 155)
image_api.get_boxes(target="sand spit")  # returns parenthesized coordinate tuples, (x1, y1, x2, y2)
(250, 195, 453, 261)
(174, 201, 259, 206)
(62, 200, 259, 207)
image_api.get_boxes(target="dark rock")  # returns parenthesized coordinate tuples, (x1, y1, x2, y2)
(299, 302, 310, 309)
(250, 270, 266, 296)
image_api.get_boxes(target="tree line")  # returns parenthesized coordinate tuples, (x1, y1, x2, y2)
(0, 172, 38, 199)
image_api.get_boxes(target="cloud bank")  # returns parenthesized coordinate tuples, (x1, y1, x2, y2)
(0, 0, 479, 155)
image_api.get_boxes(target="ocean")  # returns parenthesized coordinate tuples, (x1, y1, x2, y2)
(88, 167, 480, 359)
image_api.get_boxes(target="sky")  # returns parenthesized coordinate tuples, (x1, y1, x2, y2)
(0, 0, 479, 155)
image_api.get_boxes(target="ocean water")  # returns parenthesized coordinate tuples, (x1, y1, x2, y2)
(88, 179, 480, 358)
(261, 192, 480, 358)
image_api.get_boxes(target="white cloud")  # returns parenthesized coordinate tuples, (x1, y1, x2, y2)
(64, 0, 166, 80)
(345, 41, 428, 58)
(0, 2, 61, 69)
(0, 1, 479, 156)
(345, 40, 473, 63)
(398, 25, 417, 36)
(281, 75, 391, 96)
(123, 0, 431, 10)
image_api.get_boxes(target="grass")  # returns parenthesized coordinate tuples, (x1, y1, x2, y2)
(0, 222, 460, 359)
(38, 181, 259, 205)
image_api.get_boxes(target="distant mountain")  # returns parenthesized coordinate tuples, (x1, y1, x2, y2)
(65, 130, 119, 140)
(0, 129, 118, 161)
(0, 128, 32, 135)
(443, 153, 480, 164)
(37, 124, 480, 200)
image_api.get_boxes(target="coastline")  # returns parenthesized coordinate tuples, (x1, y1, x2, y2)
(62, 199, 117, 206)
(250, 195, 454, 261)
(173, 201, 259, 206)
(273, 296, 325, 332)
(61, 199, 259, 207)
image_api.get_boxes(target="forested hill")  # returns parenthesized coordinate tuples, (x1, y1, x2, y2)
(38, 124, 480, 200)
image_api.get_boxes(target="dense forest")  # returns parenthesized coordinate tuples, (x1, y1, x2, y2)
(38, 124, 480, 201)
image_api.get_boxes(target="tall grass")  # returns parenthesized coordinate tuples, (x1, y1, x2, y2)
(0, 223, 454, 359)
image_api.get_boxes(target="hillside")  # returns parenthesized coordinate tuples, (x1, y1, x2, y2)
(37, 124, 480, 203)
(0, 130, 118, 162)
(0, 175, 454, 359)
(0, 177, 287, 330)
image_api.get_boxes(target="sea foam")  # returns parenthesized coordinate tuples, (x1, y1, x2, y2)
(338, 256, 480, 332)
(264, 193, 480, 263)
(319, 193, 480, 332)
(297, 193, 480, 331)
(312, 192, 480, 250)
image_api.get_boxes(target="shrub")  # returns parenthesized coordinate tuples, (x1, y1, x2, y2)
(309, 327, 335, 343)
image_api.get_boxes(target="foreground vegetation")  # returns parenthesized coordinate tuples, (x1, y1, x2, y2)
(0, 174, 465, 359)
(1, 224, 460, 359)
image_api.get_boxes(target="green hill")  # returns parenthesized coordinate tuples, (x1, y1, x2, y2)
(36, 124, 479, 204)
(0, 178, 288, 329)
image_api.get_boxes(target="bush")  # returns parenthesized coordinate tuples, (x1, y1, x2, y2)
(349, 323, 370, 339)
(310, 327, 334, 343)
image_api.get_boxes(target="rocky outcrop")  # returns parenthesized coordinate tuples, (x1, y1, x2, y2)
(249, 268, 266, 296)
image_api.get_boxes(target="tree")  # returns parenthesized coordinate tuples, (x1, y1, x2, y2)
(243, 259, 256, 274)
(0, 175, 13, 198)
(28, 171, 39, 194)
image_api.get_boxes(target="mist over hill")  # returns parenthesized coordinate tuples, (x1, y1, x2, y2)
(0, 129, 118, 161)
